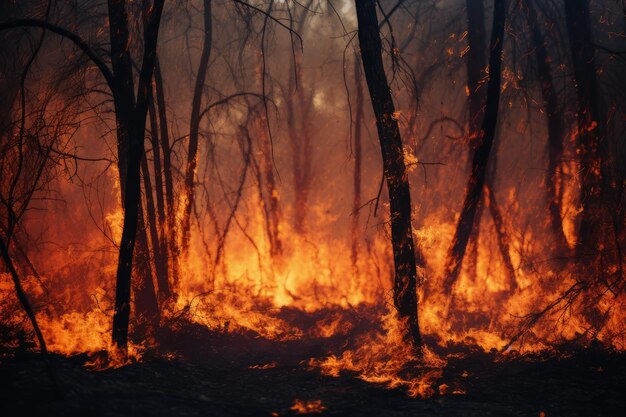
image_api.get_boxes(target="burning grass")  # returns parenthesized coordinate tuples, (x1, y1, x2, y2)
(2, 205, 625, 389)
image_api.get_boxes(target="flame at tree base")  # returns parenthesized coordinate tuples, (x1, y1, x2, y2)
(310, 307, 448, 398)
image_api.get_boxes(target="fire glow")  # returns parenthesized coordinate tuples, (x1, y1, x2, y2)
(0, 0, 624, 411)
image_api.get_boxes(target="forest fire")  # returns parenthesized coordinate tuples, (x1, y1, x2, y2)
(1, 0, 625, 416)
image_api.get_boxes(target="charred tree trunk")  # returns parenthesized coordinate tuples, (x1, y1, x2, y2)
(133, 205, 160, 329)
(355, 0, 421, 349)
(464, 0, 487, 281)
(147, 93, 171, 299)
(141, 152, 169, 301)
(257, 110, 282, 257)
(148, 94, 166, 230)
(463, 0, 513, 287)
(108, 0, 140, 353)
(487, 190, 516, 289)
(250, 150, 274, 253)
(253, 54, 282, 258)
(466, 0, 487, 143)
(527, 0, 569, 254)
(485, 184, 517, 291)
(465, 201, 483, 280)
(154, 59, 174, 222)
(112, 130, 144, 352)
(154, 57, 179, 289)
(131, 7, 161, 323)
(564, 0, 609, 259)
(351, 53, 364, 272)
(486, 124, 517, 291)
(286, 1, 315, 234)
(110, 0, 165, 354)
(286, 50, 313, 234)
(285, 60, 311, 234)
(293, 59, 314, 235)
(443, 0, 507, 295)
(181, 0, 212, 252)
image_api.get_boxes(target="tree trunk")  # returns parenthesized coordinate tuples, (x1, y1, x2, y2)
(355, 0, 422, 349)
(286, 1, 315, 234)
(147, 92, 171, 299)
(293, 56, 314, 235)
(154, 57, 179, 289)
(108, 0, 138, 353)
(486, 123, 517, 291)
(254, 54, 282, 258)
(564, 1, 617, 332)
(527, 0, 569, 254)
(133, 205, 160, 329)
(466, 0, 487, 144)
(351, 53, 364, 272)
(443, 0, 507, 295)
(141, 152, 169, 301)
(181, 0, 212, 252)
(485, 186, 517, 291)
(110, 0, 165, 354)
(463, 0, 487, 281)
(256, 110, 282, 257)
(563, 0, 609, 259)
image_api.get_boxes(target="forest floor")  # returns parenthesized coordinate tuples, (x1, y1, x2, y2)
(1, 309, 625, 417)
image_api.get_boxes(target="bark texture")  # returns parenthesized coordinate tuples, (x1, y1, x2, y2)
(355, 0, 422, 348)
(181, 0, 212, 251)
(110, 0, 166, 353)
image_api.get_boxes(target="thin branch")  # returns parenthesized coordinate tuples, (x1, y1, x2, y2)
(0, 19, 115, 92)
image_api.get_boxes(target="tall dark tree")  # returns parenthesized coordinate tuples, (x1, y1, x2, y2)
(526, 0, 569, 254)
(486, 137, 517, 291)
(464, 0, 487, 280)
(255, 104, 283, 257)
(153, 58, 179, 290)
(466, 0, 487, 144)
(133, 206, 160, 329)
(355, 0, 422, 349)
(0, 0, 166, 355)
(563, 0, 610, 260)
(285, 0, 315, 234)
(253, 51, 283, 258)
(145, 96, 171, 300)
(351, 52, 364, 272)
(460, 0, 516, 289)
(108, 0, 166, 354)
(181, 0, 213, 252)
(443, 0, 507, 295)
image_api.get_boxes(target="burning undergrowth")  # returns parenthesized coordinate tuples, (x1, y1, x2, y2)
(3, 259, 623, 400)
(310, 308, 449, 398)
(1, 208, 625, 390)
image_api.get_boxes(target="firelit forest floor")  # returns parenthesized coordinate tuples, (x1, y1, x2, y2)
(1, 311, 625, 417)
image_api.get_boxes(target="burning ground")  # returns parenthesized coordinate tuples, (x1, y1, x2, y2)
(2, 308, 626, 416)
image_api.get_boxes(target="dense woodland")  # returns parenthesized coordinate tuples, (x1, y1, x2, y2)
(0, 0, 625, 415)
